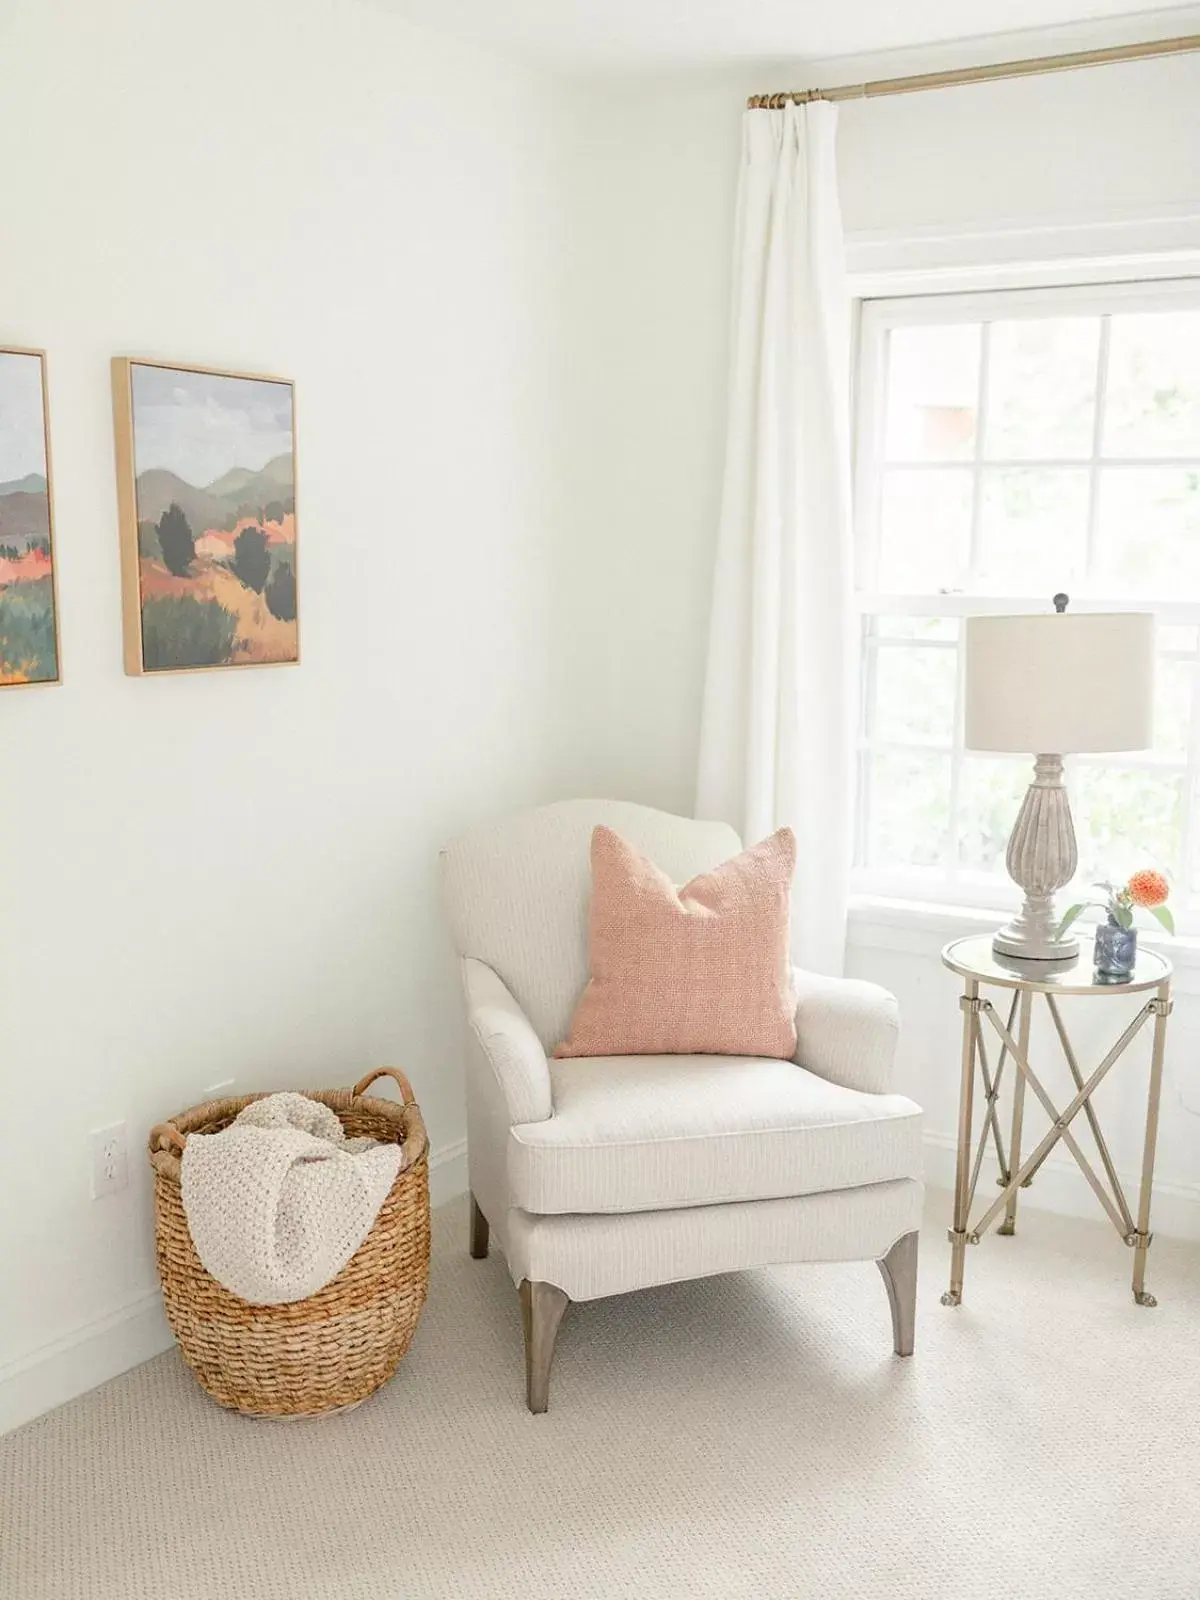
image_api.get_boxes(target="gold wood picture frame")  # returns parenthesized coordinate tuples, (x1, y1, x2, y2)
(112, 357, 299, 675)
(0, 347, 62, 687)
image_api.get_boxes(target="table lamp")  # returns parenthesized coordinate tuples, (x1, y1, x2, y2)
(964, 597, 1155, 962)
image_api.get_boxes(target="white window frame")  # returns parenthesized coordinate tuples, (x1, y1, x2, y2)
(851, 275, 1200, 922)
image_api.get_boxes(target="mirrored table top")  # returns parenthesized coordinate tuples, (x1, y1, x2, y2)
(942, 934, 1172, 995)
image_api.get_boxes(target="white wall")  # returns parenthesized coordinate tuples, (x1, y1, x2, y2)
(0, 0, 598, 1430)
(568, 35, 1200, 1229)
(5, 3, 1199, 1432)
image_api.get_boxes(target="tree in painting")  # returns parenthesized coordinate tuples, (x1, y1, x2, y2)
(265, 559, 297, 622)
(232, 526, 271, 594)
(158, 504, 195, 578)
(126, 364, 297, 671)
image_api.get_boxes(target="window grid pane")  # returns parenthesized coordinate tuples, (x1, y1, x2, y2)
(856, 285, 1200, 917)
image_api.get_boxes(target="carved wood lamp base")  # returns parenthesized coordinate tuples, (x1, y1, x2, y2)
(993, 753, 1080, 964)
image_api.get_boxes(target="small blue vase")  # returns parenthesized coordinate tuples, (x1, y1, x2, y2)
(1094, 917, 1138, 983)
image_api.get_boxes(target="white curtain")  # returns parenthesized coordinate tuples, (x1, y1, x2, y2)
(696, 100, 855, 977)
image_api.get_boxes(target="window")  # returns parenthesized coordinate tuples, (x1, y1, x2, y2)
(853, 279, 1200, 920)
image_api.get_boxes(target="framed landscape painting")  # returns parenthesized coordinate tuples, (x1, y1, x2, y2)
(112, 359, 298, 674)
(0, 348, 60, 685)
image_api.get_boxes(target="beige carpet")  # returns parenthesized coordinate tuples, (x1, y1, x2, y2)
(3, 1193, 1198, 1600)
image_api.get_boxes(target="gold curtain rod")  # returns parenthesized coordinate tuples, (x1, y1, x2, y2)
(748, 33, 1200, 109)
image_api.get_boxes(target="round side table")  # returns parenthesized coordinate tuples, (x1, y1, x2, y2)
(940, 934, 1172, 1309)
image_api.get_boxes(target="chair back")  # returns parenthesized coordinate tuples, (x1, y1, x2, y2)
(441, 799, 741, 1050)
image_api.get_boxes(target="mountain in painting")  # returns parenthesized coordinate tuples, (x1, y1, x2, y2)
(205, 465, 260, 500)
(0, 473, 48, 497)
(134, 469, 229, 535)
(206, 454, 294, 507)
(256, 453, 293, 488)
(135, 454, 294, 531)
(0, 483, 50, 549)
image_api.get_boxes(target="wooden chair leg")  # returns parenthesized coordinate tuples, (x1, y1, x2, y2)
(519, 1279, 569, 1414)
(876, 1230, 919, 1357)
(469, 1192, 490, 1260)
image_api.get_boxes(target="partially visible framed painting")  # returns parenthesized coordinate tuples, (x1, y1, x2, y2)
(112, 359, 298, 674)
(0, 348, 61, 686)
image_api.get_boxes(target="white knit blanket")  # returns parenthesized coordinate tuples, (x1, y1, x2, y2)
(180, 1093, 405, 1305)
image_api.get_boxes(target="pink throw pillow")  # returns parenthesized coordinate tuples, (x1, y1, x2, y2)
(555, 825, 798, 1060)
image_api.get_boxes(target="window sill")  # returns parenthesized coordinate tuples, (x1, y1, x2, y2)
(847, 894, 1200, 988)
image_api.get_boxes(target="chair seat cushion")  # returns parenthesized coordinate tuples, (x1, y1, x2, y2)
(508, 1055, 923, 1215)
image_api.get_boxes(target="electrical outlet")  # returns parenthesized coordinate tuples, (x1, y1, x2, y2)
(205, 1079, 235, 1099)
(90, 1123, 129, 1199)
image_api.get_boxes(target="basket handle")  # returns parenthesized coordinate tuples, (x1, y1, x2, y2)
(352, 1067, 416, 1105)
(150, 1122, 187, 1155)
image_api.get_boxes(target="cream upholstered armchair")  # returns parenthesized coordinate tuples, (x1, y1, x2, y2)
(441, 800, 923, 1412)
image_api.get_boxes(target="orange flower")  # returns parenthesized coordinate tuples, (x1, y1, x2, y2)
(1127, 869, 1169, 909)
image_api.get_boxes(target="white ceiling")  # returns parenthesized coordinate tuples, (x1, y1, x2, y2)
(374, 0, 1200, 76)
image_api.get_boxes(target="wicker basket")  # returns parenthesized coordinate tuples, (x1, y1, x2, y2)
(147, 1068, 430, 1419)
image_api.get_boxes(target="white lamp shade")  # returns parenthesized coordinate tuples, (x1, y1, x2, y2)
(964, 611, 1155, 754)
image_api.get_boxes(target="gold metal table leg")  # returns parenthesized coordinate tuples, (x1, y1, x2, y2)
(998, 988, 1032, 1235)
(942, 980, 978, 1308)
(970, 999, 1152, 1242)
(1132, 983, 1171, 1307)
(1044, 993, 1135, 1237)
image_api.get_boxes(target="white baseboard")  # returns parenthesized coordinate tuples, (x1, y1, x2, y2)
(0, 1136, 472, 1438)
(0, 1290, 174, 1438)
(921, 1130, 1200, 1243)
(9, 1129, 1183, 1438)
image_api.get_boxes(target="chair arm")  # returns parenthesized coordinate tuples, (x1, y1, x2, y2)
(791, 966, 900, 1096)
(461, 958, 553, 1125)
